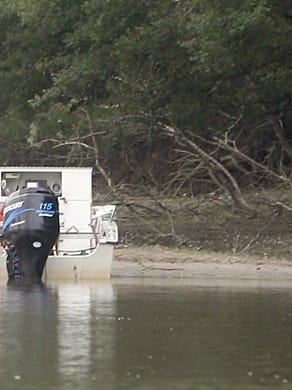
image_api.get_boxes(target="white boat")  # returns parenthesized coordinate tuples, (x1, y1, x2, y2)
(0, 167, 118, 281)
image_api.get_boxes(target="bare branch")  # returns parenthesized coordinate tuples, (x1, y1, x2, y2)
(164, 125, 253, 212)
(213, 134, 292, 185)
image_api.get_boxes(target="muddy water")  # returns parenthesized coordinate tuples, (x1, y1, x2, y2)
(0, 279, 292, 389)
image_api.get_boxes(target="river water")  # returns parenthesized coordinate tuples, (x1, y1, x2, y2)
(0, 278, 292, 389)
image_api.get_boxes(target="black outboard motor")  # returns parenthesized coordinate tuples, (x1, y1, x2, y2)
(1, 187, 59, 282)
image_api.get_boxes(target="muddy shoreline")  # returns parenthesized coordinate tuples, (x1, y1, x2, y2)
(112, 245, 292, 287)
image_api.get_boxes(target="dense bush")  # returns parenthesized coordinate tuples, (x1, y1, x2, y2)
(0, 0, 291, 195)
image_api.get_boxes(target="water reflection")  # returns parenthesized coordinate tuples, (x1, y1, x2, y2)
(0, 281, 116, 390)
(0, 279, 292, 389)
(57, 283, 116, 388)
(0, 283, 59, 389)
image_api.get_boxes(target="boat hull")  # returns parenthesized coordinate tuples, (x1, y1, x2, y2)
(0, 243, 114, 282)
(44, 243, 114, 281)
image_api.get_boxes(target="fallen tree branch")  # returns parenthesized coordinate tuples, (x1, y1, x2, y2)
(213, 134, 292, 185)
(164, 125, 254, 212)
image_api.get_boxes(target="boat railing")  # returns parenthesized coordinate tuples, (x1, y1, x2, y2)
(91, 204, 118, 244)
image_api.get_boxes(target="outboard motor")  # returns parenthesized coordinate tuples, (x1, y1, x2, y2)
(1, 187, 59, 282)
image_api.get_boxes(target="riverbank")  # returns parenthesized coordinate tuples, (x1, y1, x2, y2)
(112, 244, 292, 286)
(112, 187, 292, 286)
(116, 188, 292, 259)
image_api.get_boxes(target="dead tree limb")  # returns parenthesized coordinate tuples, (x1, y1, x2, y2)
(213, 134, 292, 185)
(164, 125, 253, 212)
(270, 114, 292, 159)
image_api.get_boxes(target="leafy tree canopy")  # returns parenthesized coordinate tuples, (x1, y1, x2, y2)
(0, 0, 291, 192)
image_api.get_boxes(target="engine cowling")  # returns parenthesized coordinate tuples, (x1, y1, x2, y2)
(1, 187, 59, 282)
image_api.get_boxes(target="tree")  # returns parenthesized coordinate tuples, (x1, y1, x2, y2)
(0, 0, 291, 199)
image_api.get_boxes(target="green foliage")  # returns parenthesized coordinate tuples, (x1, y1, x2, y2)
(182, 1, 292, 110)
(0, 0, 291, 189)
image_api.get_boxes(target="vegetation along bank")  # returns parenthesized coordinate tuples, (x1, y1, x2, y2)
(0, 1, 291, 264)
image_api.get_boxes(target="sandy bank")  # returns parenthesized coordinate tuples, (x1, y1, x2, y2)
(112, 245, 292, 287)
